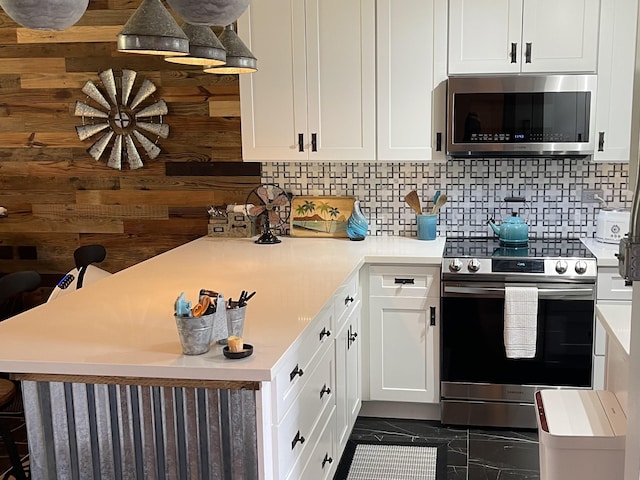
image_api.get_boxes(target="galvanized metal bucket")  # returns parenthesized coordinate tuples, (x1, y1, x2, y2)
(175, 313, 214, 355)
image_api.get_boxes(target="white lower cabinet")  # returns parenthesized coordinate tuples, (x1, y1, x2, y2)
(368, 266, 440, 403)
(335, 299, 361, 452)
(594, 266, 632, 389)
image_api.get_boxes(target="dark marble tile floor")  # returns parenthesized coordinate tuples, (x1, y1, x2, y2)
(347, 417, 540, 480)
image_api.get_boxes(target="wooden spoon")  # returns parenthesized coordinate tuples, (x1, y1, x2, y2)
(404, 191, 422, 214)
(431, 193, 448, 214)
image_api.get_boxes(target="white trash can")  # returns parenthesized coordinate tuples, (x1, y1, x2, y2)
(535, 389, 626, 480)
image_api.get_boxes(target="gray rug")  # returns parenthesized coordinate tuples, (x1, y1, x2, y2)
(334, 439, 447, 480)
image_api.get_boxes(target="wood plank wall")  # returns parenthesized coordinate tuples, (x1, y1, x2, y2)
(0, 1, 260, 281)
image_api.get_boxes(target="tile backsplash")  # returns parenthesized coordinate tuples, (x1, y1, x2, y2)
(262, 158, 630, 239)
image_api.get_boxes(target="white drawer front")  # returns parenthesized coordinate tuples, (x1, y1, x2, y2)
(369, 265, 439, 297)
(334, 271, 359, 331)
(273, 304, 333, 422)
(298, 407, 337, 480)
(277, 345, 335, 478)
(597, 270, 632, 301)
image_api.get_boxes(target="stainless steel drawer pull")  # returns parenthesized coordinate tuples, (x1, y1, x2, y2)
(289, 364, 304, 382)
(322, 453, 333, 468)
(320, 384, 331, 399)
(394, 278, 415, 285)
(291, 430, 306, 450)
(319, 327, 331, 341)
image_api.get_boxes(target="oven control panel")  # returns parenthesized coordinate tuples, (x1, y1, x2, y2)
(442, 257, 597, 280)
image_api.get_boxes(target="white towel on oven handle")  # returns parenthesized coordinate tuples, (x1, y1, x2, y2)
(503, 285, 538, 359)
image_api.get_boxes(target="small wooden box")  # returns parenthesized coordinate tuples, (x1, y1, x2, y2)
(208, 214, 254, 238)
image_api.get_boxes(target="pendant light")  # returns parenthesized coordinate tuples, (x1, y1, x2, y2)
(204, 24, 257, 74)
(117, 0, 189, 56)
(0, 0, 88, 30)
(165, 0, 250, 27)
(165, 24, 226, 66)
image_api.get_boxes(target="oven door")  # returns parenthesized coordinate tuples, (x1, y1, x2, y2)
(441, 282, 595, 395)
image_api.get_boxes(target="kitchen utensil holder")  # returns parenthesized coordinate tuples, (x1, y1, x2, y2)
(221, 302, 246, 344)
(175, 313, 214, 355)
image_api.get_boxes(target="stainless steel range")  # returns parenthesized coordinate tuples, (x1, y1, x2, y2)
(440, 237, 597, 429)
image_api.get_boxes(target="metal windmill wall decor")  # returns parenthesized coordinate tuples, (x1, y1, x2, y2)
(74, 69, 169, 170)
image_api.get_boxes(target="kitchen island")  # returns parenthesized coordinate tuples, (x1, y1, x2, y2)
(0, 235, 445, 479)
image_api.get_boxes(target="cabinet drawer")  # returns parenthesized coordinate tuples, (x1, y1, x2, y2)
(597, 269, 631, 301)
(334, 271, 359, 331)
(273, 304, 333, 422)
(297, 407, 337, 480)
(277, 344, 335, 479)
(369, 265, 439, 297)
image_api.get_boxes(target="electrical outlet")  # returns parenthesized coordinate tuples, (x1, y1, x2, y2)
(581, 189, 603, 203)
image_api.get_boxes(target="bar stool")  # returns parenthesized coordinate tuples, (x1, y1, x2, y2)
(0, 271, 41, 321)
(0, 379, 27, 480)
(73, 244, 106, 289)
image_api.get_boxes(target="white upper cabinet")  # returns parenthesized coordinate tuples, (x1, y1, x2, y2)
(376, 0, 448, 161)
(593, 0, 638, 162)
(448, 0, 601, 74)
(239, 0, 376, 162)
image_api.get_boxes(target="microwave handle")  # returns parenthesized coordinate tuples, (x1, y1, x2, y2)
(510, 43, 517, 63)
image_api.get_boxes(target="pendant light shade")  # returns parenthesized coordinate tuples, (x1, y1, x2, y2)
(117, 0, 189, 56)
(165, 24, 226, 66)
(204, 24, 257, 74)
(0, 0, 88, 30)
(165, 0, 250, 27)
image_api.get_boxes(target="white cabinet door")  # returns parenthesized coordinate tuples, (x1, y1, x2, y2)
(369, 296, 439, 403)
(238, 0, 307, 161)
(448, 0, 523, 74)
(376, 0, 447, 161)
(335, 302, 361, 453)
(239, 0, 375, 162)
(521, 0, 599, 73)
(593, 0, 638, 162)
(448, 0, 599, 74)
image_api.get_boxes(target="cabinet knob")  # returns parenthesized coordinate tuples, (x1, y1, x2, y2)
(345, 295, 354, 305)
(291, 430, 306, 450)
(322, 453, 333, 468)
(289, 364, 304, 382)
(320, 384, 331, 399)
(319, 327, 332, 341)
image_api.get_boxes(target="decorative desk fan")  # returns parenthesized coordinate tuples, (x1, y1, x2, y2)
(245, 184, 291, 244)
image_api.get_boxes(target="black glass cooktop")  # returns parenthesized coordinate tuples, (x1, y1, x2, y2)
(444, 237, 595, 259)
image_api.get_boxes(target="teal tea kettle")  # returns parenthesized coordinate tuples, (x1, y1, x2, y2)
(487, 197, 529, 246)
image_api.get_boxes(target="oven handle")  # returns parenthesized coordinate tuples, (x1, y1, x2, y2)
(443, 285, 594, 299)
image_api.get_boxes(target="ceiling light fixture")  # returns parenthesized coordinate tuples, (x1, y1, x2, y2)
(0, 0, 89, 30)
(165, 0, 250, 27)
(117, 0, 189, 56)
(165, 23, 226, 66)
(204, 24, 257, 75)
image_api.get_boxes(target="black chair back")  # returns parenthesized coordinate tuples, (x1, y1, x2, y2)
(0, 271, 41, 320)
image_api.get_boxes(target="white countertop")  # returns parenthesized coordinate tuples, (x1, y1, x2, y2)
(0, 235, 445, 383)
(581, 237, 620, 267)
(596, 303, 631, 355)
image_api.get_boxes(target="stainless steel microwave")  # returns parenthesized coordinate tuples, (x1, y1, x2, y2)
(447, 75, 597, 157)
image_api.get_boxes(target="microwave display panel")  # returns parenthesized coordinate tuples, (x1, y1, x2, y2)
(452, 92, 590, 144)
